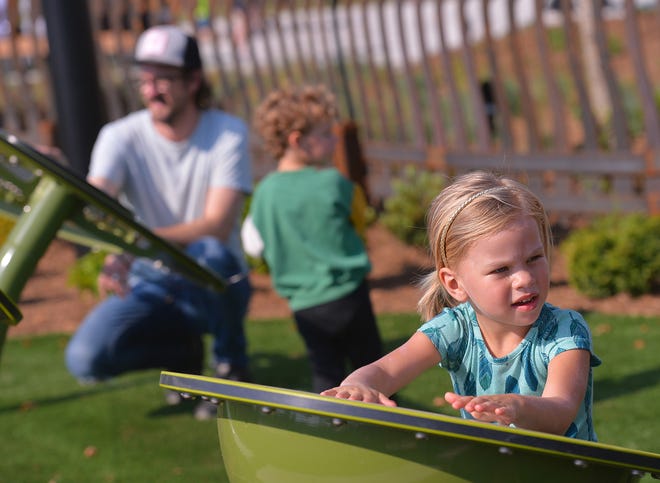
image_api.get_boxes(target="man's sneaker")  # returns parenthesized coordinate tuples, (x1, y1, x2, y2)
(164, 389, 183, 406)
(194, 399, 219, 421)
(215, 362, 252, 382)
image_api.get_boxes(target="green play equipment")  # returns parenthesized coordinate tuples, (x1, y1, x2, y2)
(160, 371, 660, 482)
(0, 130, 226, 361)
(0, 289, 22, 325)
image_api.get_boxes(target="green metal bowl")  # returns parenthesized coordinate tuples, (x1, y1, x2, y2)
(160, 372, 660, 482)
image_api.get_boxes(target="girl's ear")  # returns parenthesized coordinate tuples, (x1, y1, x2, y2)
(438, 267, 468, 303)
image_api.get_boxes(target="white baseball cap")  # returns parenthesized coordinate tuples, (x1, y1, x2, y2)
(134, 25, 202, 70)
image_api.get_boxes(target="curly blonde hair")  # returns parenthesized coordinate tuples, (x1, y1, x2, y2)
(253, 84, 338, 160)
(417, 170, 553, 321)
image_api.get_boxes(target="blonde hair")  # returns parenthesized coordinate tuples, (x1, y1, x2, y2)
(417, 171, 552, 321)
(253, 84, 338, 160)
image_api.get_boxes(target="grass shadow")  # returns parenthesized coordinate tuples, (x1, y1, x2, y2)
(594, 365, 660, 403)
(0, 372, 156, 414)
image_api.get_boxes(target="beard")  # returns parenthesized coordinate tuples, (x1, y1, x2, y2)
(147, 96, 186, 125)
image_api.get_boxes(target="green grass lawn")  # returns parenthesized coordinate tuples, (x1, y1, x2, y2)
(0, 312, 659, 482)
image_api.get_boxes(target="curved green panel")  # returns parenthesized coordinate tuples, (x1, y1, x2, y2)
(0, 130, 226, 293)
(160, 372, 660, 482)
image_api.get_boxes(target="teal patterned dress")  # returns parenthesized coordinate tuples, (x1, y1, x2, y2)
(419, 302, 601, 441)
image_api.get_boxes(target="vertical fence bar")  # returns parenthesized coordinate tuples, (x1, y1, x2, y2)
(8, 3, 36, 136)
(204, 2, 233, 108)
(258, 2, 281, 92)
(0, 33, 21, 133)
(314, 0, 339, 97)
(377, 0, 406, 143)
(507, 0, 540, 151)
(90, 0, 126, 121)
(273, 0, 296, 85)
(560, 0, 599, 150)
(415, 0, 446, 147)
(459, 0, 491, 151)
(242, 1, 267, 102)
(396, 0, 425, 146)
(361, 1, 390, 142)
(345, 0, 374, 139)
(289, 0, 309, 81)
(623, 0, 660, 156)
(29, 0, 52, 111)
(332, 0, 355, 120)
(533, 0, 568, 152)
(591, 0, 629, 150)
(436, 0, 467, 149)
(301, 0, 322, 83)
(482, 0, 514, 150)
(222, 0, 253, 118)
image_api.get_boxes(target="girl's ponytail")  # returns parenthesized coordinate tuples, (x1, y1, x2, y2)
(417, 270, 452, 321)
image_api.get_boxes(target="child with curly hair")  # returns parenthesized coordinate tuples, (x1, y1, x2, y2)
(242, 84, 384, 392)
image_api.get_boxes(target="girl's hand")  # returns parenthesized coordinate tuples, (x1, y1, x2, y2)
(321, 384, 397, 407)
(444, 392, 520, 426)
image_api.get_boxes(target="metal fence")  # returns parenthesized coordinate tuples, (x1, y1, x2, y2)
(0, 0, 659, 219)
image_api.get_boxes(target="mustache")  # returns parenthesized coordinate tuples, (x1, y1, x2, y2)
(146, 94, 167, 104)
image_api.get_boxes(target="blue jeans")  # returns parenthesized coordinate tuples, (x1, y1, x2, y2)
(65, 237, 251, 381)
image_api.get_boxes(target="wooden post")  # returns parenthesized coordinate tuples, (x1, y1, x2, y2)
(333, 120, 370, 203)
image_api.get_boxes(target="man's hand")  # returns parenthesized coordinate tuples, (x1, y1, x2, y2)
(98, 253, 133, 298)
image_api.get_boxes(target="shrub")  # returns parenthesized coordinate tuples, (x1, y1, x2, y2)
(380, 166, 446, 247)
(561, 214, 660, 298)
(67, 249, 106, 296)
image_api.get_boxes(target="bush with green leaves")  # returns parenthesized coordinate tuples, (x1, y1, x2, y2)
(67, 249, 107, 296)
(561, 214, 660, 298)
(380, 166, 446, 247)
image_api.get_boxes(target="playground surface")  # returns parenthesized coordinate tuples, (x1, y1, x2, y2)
(7, 223, 660, 338)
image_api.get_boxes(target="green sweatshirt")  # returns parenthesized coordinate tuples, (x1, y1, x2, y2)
(250, 167, 370, 311)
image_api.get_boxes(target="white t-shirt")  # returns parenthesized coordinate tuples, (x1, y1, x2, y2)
(89, 108, 252, 268)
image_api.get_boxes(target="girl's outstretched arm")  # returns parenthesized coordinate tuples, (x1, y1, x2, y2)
(445, 349, 591, 434)
(321, 332, 441, 405)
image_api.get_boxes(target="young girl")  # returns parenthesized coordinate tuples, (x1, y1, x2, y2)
(321, 171, 601, 441)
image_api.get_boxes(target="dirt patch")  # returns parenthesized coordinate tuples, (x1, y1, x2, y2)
(7, 223, 660, 338)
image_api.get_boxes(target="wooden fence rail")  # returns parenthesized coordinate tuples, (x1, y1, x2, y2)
(0, 0, 658, 220)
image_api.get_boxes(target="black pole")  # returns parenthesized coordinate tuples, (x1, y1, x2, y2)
(41, 0, 107, 176)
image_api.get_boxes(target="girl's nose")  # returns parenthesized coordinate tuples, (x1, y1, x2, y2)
(513, 268, 534, 289)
